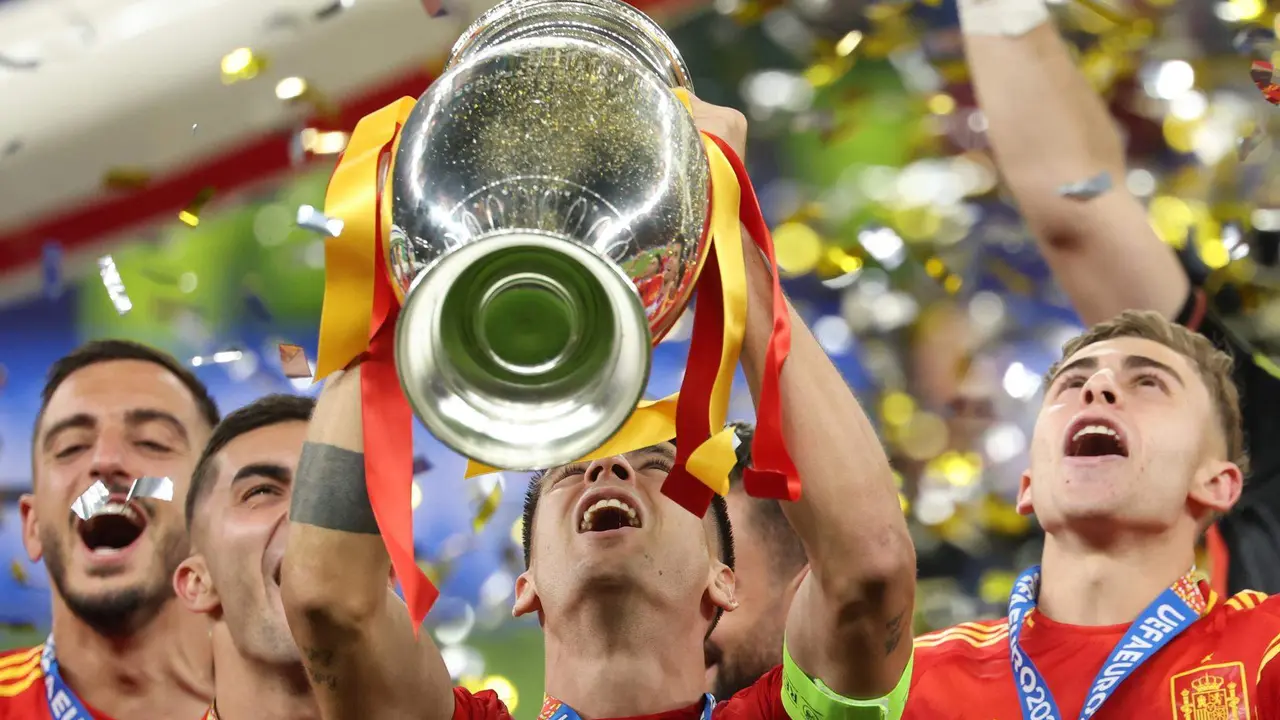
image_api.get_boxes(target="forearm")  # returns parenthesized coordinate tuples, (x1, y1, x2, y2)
(962, 5, 1126, 245)
(282, 368, 391, 628)
(738, 235, 915, 696)
(282, 368, 454, 719)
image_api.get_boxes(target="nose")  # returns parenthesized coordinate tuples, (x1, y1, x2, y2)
(1081, 370, 1120, 407)
(584, 455, 634, 484)
(89, 430, 134, 489)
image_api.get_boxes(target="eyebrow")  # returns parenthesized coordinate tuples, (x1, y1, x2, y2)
(1049, 354, 1185, 388)
(230, 463, 293, 488)
(40, 408, 190, 453)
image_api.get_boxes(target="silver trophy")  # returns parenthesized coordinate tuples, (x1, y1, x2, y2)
(389, 0, 710, 470)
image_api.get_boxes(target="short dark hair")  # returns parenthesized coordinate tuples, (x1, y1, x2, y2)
(186, 394, 316, 529)
(33, 340, 221, 478)
(725, 422, 806, 577)
(519, 441, 736, 629)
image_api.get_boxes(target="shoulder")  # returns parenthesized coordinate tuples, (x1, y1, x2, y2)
(714, 666, 784, 720)
(912, 619, 1008, 663)
(0, 645, 43, 704)
(451, 687, 512, 720)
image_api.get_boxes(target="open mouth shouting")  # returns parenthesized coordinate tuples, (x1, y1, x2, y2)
(75, 500, 148, 560)
(1064, 416, 1129, 460)
(576, 490, 643, 534)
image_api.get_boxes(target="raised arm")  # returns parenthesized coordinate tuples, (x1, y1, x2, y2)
(688, 99, 915, 701)
(280, 368, 453, 720)
(960, 0, 1187, 325)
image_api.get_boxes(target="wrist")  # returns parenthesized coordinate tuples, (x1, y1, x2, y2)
(956, 0, 1050, 37)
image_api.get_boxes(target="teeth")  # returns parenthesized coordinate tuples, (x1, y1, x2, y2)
(579, 497, 640, 532)
(1072, 424, 1118, 442)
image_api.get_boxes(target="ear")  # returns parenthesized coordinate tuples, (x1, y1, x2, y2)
(512, 570, 543, 618)
(705, 559, 737, 615)
(174, 555, 221, 615)
(19, 494, 42, 563)
(1015, 471, 1034, 516)
(1190, 461, 1243, 516)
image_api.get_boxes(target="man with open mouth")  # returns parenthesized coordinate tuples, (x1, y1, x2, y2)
(904, 310, 1280, 718)
(174, 393, 318, 720)
(3, 340, 220, 719)
(279, 94, 917, 720)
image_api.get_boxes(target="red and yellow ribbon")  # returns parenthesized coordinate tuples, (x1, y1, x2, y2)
(314, 96, 439, 631)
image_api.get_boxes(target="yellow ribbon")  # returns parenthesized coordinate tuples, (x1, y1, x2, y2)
(465, 88, 748, 500)
(314, 97, 417, 380)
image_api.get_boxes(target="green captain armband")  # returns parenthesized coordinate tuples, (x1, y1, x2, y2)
(780, 640, 913, 720)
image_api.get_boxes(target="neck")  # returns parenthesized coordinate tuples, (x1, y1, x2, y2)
(1038, 529, 1195, 626)
(210, 629, 318, 720)
(544, 592, 706, 719)
(51, 596, 213, 719)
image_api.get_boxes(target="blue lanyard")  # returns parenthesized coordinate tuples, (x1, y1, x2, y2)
(542, 693, 717, 720)
(41, 635, 95, 720)
(1007, 566, 1204, 720)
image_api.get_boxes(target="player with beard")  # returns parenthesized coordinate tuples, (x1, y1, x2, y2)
(3, 340, 219, 719)
(704, 423, 808, 702)
(905, 311, 1280, 717)
(174, 394, 318, 720)
(280, 94, 917, 720)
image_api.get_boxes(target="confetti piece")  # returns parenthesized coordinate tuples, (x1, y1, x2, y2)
(72, 478, 174, 521)
(0, 54, 39, 70)
(316, 0, 356, 20)
(472, 483, 502, 533)
(41, 243, 63, 300)
(10, 560, 26, 586)
(221, 48, 266, 85)
(1251, 60, 1280, 104)
(412, 455, 433, 476)
(96, 255, 133, 315)
(278, 344, 313, 379)
(1239, 124, 1267, 161)
(178, 187, 216, 227)
(1057, 171, 1112, 201)
(288, 127, 309, 166)
(421, 0, 447, 18)
(102, 168, 152, 191)
(1, 139, 19, 158)
(296, 205, 344, 237)
(190, 350, 244, 367)
(1235, 26, 1276, 55)
(191, 123, 198, 134)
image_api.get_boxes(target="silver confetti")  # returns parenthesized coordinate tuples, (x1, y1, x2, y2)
(0, 54, 39, 71)
(316, 0, 356, 20)
(296, 205, 344, 237)
(1057, 172, 1112, 201)
(70, 477, 174, 521)
(97, 255, 133, 314)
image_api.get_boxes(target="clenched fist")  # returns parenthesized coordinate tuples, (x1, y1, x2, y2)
(686, 93, 749, 163)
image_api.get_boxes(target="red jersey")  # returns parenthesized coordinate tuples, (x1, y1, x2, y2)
(452, 665, 785, 720)
(0, 645, 126, 720)
(905, 588, 1280, 719)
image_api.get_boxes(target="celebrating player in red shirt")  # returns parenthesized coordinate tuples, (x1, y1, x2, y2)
(904, 311, 1280, 719)
(173, 394, 319, 720)
(279, 94, 916, 720)
(3, 341, 218, 720)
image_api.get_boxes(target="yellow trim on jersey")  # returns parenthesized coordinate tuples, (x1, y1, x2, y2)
(0, 669, 40, 698)
(0, 652, 39, 684)
(1258, 630, 1280, 682)
(914, 623, 1008, 649)
(0, 647, 39, 670)
(1225, 590, 1268, 612)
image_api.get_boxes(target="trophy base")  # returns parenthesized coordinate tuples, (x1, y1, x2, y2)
(396, 230, 653, 471)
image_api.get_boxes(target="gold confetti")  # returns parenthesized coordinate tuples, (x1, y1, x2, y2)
(221, 48, 266, 85)
(10, 560, 27, 586)
(278, 344, 313, 379)
(102, 168, 152, 191)
(178, 187, 216, 227)
(473, 484, 503, 533)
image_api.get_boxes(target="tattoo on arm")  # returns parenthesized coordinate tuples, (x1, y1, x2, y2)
(291, 442, 380, 534)
(303, 646, 340, 691)
(883, 610, 907, 656)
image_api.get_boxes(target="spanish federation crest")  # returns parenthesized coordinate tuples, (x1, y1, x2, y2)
(1170, 662, 1250, 720)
